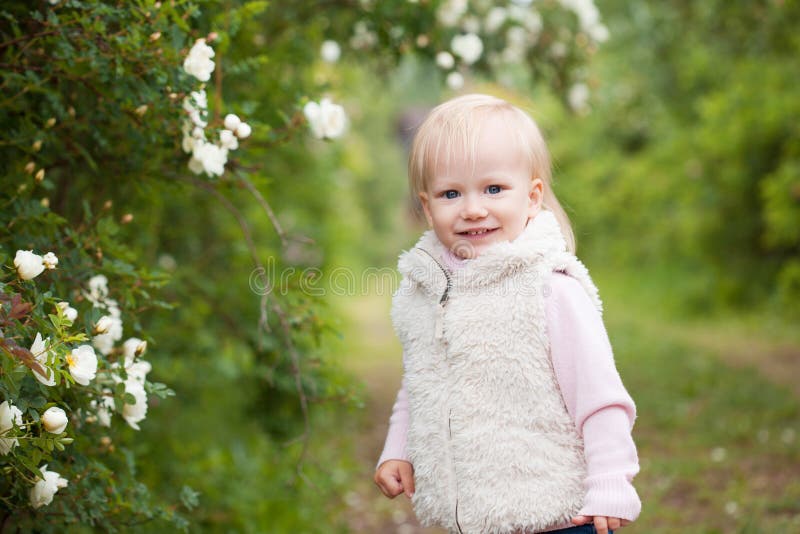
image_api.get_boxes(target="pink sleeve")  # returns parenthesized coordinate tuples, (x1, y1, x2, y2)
(376, 376, 410, 470)
(546, 272, 642, 521)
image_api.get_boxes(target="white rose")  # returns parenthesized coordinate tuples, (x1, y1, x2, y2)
(86, 274, 108, 305)
(588, 23, 609, 43)
(56, 302, 78, 322)
(219, 129, 239, 150)
(122, 337, 147, 367)
(182, 134, 195, 154)
(30, 332, 56, 386)
(0, 401, 23, 455)
(235, 122, 252, 139)
(92, 333, 114, 356)
(485, 7, 507, 33)
(186, 108, 207, 129)
(319, 99, 347, 139)
(90, 392, 114, 427)
(304, 102, 324, 139)
(437, 0, 468, 27)
(446, 71, 465, 90)
(29, 465, 68, 509)
(14, 250, 45, 280)
(94, 315, 113, 335)
(106, 316, 124, 342)
(304, 99, 347, 140)
(187, 156, 205, 175)
(451, 33, 484, 65)
(122, 380, 148, 430)
(191, 140, 228, 177)
(66, 345, 97, 386)
(223, 113, 242, 131)
(560, 0, 602, 36)
(182, 38, 215, 81)
(320, 40, 341, 63)
(436, 51, 455, 70)
(189, 90, 208, 110)
(126, 360, 152, 385)
(509, 5, 542, 34)
(42, 252, 58, 270)
(42, 407, 68, 434)
(568, 82, 590, 113)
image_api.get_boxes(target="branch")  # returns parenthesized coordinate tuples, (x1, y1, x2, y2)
(272, 302, 313, 483)
(236, 174, 289, 248)
(0, 30, 62, 51)
(177, 175, 314, 480)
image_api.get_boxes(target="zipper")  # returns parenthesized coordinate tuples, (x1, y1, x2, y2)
(415, 249, 452, 340)
(416, 249, 462, 532)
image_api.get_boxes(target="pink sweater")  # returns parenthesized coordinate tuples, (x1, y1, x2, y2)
(376, 269, 642, 524)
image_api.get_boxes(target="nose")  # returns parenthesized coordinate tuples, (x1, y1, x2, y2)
(460, 194, 488, 220)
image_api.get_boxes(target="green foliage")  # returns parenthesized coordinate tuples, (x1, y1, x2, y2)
(547, 0, 800, 311)
(1, 0, 601, 530)
(602, 279, 800, 533)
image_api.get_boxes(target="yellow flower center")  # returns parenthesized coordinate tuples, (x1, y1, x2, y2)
(66, 353, 76, 368)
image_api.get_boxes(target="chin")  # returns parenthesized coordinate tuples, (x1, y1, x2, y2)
(449, 239, 496, 259)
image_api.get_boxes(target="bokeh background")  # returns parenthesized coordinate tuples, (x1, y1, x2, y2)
(1, 1, 797, 532)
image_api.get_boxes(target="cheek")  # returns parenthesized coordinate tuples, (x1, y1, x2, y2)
(430, 203, 456, 223)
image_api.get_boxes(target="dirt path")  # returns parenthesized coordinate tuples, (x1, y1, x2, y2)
(611, 308, 800, 399)
(339, 294, 444, 533)
(338, 293, 800, 532)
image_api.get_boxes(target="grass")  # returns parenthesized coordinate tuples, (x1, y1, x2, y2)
(597, 267, 800, 533)
(331, 267, 800, 533)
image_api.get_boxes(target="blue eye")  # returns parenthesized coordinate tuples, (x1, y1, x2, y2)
(443, 190, 459, 199)
(486, 185, 502, 194)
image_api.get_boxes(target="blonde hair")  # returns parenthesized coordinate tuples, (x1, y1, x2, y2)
(407, 93, 575, 253)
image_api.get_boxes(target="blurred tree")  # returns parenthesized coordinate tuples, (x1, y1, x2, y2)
(550, 0, 800, 311)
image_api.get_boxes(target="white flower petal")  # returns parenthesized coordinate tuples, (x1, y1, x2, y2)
(42, 252, 58, 270)
(0, 401, 23, 455)
(122, 380, 148, 430)
(30, 332, 56, 386)
(223, 114, 242, 131)
(29, 466, 68, 509)
(235, 122, 252, 139)
(14, 250, 45, 280)
(67, 345, 97, 386)
(320, 40, 341, 63)
(451, 33, 483, 65)
(183, 39, 216, 81)
(42, 407, 68, 434)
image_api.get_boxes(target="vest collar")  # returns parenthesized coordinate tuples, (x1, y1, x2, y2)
(398, 210, 567, 293)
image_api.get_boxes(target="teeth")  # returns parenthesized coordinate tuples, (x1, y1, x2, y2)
(464, 229, 489, 235)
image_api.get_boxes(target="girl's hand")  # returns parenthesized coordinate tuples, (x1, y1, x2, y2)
(572, 515, 630, 534)
(374, 460, 415, 499)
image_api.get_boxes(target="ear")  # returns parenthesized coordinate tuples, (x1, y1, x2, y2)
(528, 178, 544, 217)
(418, 191, 434, 227)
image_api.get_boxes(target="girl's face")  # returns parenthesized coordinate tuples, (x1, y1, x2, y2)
(419, 115, 543, 259)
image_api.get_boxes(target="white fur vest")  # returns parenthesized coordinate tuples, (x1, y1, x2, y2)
(391, 211, 603, 534)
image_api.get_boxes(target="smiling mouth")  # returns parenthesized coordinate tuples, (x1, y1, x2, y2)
(457, 228, 498, 237)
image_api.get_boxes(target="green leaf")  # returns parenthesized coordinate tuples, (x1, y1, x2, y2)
(179, 485, 200, 510)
